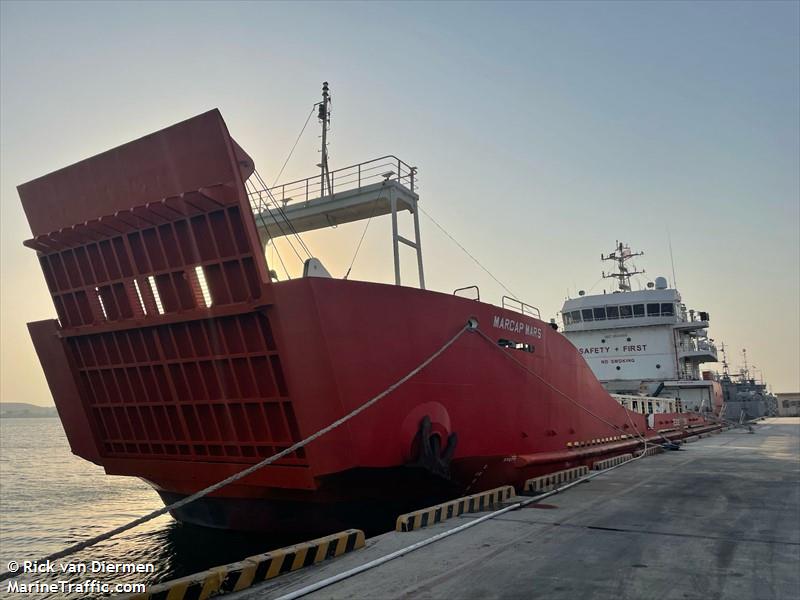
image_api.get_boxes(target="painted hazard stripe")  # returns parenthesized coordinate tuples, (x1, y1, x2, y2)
(395, 485, 515, 532)
(522, 466, 589, 494)
(118, 529, 365, 600)
(592, 453, 634, 470)
(640, 445, 664, 457)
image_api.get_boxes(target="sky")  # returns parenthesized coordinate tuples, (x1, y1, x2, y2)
(1, 0, 798, 405)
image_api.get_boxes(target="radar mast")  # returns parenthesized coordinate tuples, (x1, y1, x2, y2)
(601, 241, 645, 292)
(318, 81, 332, 197)
(720, 342, 730, 377)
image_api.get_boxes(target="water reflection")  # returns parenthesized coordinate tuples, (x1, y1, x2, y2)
(0, 418, 303, 598)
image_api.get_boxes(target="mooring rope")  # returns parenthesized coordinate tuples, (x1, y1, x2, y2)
(474, 328, 648, 443)
(1, 318, 721, 583)
(274, 332, 677, 600)
(275, 418, 656, 600)
(473, 328, 719, 451)
(0, 323, 472, 582)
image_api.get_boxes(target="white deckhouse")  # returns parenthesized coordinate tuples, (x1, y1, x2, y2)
(561, 243, 718, 413)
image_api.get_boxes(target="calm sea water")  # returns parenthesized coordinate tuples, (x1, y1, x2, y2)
(0, 418, 298, 599)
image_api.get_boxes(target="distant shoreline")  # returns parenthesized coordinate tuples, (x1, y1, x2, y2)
(1, 413, 58, 419)
(0, 402, 58, 419)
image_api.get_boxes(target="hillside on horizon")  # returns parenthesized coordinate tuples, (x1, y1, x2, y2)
(0, 402, 57, 418)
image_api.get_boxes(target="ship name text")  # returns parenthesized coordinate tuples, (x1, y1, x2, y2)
(492, 316, 543, 339)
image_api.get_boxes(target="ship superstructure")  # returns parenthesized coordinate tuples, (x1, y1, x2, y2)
(715, 347, 777, 421)
(561, 243, 720, 413)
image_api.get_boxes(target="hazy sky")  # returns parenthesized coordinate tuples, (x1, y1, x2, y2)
(1, 0, 798, 405)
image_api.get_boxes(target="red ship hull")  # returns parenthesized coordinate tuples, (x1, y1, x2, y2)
(19, 110, 717, 534)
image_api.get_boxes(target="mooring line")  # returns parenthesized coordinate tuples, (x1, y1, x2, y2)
(273, 433, 655, 600)
(274, 325, 666, 600)
(2, 317, 718, 586)
(0, 322, 472, 583)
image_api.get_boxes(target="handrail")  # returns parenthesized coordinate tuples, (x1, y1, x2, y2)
(453, 285, 480, 301)
(275, 156, 414, 191)
(248, 155, 417, 209)
(501, 295, 541, 319)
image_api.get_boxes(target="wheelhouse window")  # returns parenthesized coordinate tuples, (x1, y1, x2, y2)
(620, 305, 633, 318)
(563, 312, 572, 325)
(593, 307, 606, 321)
(661, 303, 674, 316)
(570, 310, 582, 323)
(606, 306, 619, 320)
(647, 303, 660, 316)
(633, 304, 645, 317)
(581, 309, 594, 322)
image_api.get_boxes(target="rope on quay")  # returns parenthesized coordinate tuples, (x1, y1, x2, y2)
(0, 323, 473, 583)
(476, 328, 723, 449)
(275, 331, 665, 600)
(275, 413, 655, 600)
(691, 410, 748, 430)
(475, 328, 653, 449)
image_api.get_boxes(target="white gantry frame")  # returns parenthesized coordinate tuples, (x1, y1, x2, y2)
(249, 157, 424, 289)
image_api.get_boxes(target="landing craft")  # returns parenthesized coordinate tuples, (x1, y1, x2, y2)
(18, 86, 722, 534)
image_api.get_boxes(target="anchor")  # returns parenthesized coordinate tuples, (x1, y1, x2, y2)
(408, 415, 458, 479)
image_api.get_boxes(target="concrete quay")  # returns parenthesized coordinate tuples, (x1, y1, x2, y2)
(231, 418, 800, 600)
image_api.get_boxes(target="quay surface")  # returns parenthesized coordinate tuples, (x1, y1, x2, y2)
(230, 418, 800, 600)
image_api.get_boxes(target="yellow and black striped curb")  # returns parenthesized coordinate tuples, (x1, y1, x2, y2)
(395, 486, 515, 532)
(566, 434, 631, 448)
(523, 466, 589, 494)
(120, 529, 365, 600)
(639, 445, 664, 457)
(592, 453, 633, 471)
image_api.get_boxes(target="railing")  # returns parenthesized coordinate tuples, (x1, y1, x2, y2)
(247, 156, 417, 212)
(698, 341, 717, 355)
(679, 340, 717, 356)
(501, 295, 541, 319)
(453, 285, 480, 301)
(612, 394, 677, 414)
(677, 370, 702, 381)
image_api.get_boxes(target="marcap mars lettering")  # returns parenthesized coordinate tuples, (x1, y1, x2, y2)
(492, 315, 543, 339)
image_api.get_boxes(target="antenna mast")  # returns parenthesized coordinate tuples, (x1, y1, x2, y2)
(668, 229, 678, 288)
(720, 342, 730, 377)
(601, 241, 645, 292)
(318, 81, 332, 197)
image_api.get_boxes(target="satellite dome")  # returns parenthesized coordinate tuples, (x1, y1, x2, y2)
(654, 276, 668, 289)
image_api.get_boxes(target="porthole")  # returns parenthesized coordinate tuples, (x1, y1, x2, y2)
(656, 364, 661, 369)
(626, 337, 631, 342)
(616, 366, 621, 370)
(601, 338, 606, 343)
